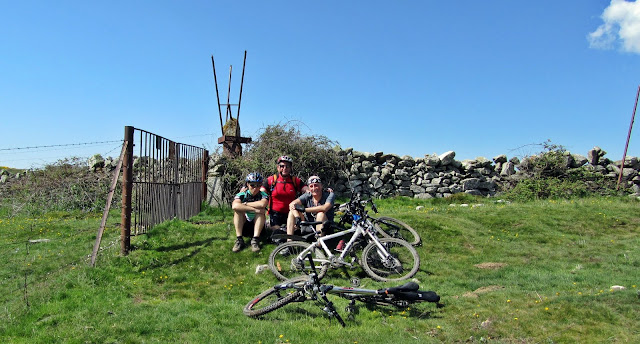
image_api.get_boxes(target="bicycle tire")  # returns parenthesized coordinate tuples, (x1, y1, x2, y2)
(243, 277, 307, 317)
(374, 216, 421, 246)
(269, 241, 329, 281)
(361, 237, 420, 282)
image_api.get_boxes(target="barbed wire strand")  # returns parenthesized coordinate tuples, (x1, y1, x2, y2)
(0, 140, 124, 152)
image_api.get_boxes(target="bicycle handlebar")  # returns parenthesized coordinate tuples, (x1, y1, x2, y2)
(394, 290, 441, 302)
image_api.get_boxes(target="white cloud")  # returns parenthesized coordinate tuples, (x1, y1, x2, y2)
(588, 0, 640, 54)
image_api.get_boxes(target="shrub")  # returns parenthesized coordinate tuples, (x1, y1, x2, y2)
(501, 141, 619, 201)
(0, 157, 118, 216)
(214, 122, 345, 201)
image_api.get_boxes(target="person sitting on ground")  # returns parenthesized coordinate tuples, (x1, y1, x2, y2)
(231, 172, 269, 252)
(286, 175, 335, 238)
(263, 155, 308, 231)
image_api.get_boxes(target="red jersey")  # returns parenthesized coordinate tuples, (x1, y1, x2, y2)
(266, 174, 304, 213)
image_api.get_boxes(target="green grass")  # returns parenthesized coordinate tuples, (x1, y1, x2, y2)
(1, 197, 639, 343)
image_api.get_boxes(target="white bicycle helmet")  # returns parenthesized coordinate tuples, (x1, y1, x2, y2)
(277, 155, 293, 164)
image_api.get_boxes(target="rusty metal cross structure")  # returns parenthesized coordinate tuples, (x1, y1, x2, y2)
(211, 51, 252, 158)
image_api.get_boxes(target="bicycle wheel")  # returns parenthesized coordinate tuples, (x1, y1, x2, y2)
(374, 216, 421, 246)
(361, 237, 420, 282)
(243, 277, 307, 317)
(269, 241, 329, 281)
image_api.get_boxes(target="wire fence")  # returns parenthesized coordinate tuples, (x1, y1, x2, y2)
(0, 215, 121, 319)
(0, 130, 212, 322)
(0, 140, 125, 170)
(0, 134, 216, 170)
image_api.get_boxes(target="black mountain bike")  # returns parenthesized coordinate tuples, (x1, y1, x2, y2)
(245, 254, 441, 327)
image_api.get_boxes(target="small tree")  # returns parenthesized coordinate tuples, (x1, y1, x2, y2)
(519, 140, 569, 179)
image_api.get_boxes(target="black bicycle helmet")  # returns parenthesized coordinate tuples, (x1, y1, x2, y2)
(245, 172, 264, 183)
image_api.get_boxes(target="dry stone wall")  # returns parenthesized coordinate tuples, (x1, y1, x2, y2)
(330, 146, 640, 198)
(204, 146, 640, 201)
(4, 147, 636, 202)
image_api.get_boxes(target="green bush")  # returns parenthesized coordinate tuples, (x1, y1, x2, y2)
(0, 157, 118, 216)
(215, 122, 345, 201)
(502, 141, 619, 201)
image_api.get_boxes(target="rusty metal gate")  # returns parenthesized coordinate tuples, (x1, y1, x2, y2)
(121, 126, 209, 254)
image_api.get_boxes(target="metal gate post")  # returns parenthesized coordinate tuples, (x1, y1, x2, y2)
(202, 150, 209, 201)
(173, 143, 180, 218)
(121, 126, 134, 255)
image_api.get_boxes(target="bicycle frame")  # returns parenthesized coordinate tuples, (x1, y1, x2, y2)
(295, 215, 390, 268)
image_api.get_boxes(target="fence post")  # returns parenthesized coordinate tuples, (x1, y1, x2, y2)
(121, 126, 134, 255)
(617, 85, 640, 189)
(173, 143, 180, 218)
(202, 150, 209, 201)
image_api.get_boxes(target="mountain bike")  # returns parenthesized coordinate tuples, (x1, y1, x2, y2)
(341, 193, 422, 246)
(245, 254, 440, 326)
(268, 193, 420, 282)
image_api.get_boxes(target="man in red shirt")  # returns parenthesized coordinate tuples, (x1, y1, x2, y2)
(264, 155, 308, 231)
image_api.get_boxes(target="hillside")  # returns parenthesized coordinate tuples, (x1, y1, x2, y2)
(1, 196, 639, 343)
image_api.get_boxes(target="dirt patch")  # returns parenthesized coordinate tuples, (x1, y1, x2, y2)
(474, 262, 507, 269)
(462, 285, 505, 298)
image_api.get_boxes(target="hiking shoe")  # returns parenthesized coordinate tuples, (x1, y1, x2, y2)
(232, 238, 245, 252)
(250, 238, 261, 252)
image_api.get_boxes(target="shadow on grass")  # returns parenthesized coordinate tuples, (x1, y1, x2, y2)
(132, 236, 226, 271)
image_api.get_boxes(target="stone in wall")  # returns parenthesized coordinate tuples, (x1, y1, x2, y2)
(88, 154, 105, 171)
(438, 151, 456, 166)
(500, 162, 516, 177)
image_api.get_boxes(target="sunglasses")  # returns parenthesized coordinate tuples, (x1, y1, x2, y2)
(278, 164, 290, 168)
(248, 183, 261, 187)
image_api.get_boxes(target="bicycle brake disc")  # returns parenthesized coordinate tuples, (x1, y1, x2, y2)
(382, 257, 400, 269)
(350, 277, 360, 287)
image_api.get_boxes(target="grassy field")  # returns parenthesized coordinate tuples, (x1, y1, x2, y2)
(1, 196, 639, 343)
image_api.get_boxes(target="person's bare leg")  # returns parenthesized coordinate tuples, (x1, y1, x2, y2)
(233, 211, 246, 236)
(254, 213, 266, 237)
(315, 212, 327, 235)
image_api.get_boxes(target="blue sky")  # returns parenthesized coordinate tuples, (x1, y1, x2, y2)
(1, 0, 639, 169)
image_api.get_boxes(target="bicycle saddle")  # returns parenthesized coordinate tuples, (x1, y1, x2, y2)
(379, 282, 420, 294)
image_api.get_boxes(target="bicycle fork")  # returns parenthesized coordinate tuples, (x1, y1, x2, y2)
(317, 285, 345, 327)
(365, 232, 403, 271)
